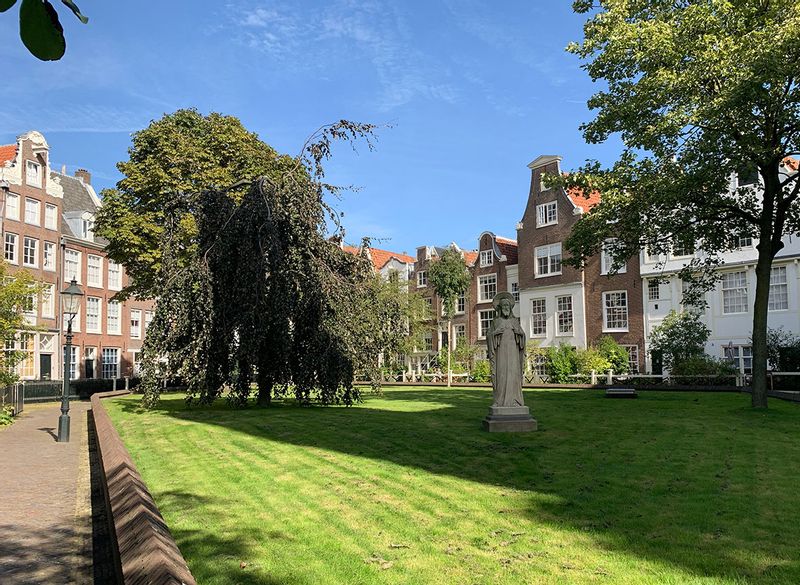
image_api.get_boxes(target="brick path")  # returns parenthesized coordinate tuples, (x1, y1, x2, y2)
(0, 401, 93, 584)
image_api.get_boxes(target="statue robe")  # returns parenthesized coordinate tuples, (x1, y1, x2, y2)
(487, 316, 526, 407)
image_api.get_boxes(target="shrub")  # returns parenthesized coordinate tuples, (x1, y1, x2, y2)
(575, 347, 611, 376)
(649, 310, 710, 370)
(766, 327, 800, 371)
(546, 344, 578, 383)
(471, 360, 491, 383)
(0, 405, 12, 426)
(595, 335, 630, 374)
(71, 377, 142, 398)
(670, 355, 736, 385)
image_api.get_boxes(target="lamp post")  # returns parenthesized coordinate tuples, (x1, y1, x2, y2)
(57, 278, 83, 443)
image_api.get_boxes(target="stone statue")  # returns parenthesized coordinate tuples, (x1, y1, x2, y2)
(482, 292, 537, 432)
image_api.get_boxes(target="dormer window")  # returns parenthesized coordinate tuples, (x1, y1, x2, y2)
(536, 201, 558, 227)
(81, 216, 94, 240)
(25, 161, 41, 188)
(479, 250, 493, 267)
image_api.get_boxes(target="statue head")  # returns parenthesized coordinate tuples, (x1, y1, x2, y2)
(492, 292, 515, 318)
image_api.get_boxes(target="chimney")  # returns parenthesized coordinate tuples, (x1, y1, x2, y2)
(75, 168, 91, 185)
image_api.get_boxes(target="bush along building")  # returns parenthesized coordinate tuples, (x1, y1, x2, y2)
(0, 131, 153, 383)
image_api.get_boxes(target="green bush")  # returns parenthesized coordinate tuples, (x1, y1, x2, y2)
(575, 347, 611, 376)
(471, 360, 491, 383)
(71, 377, 142, 398)
(595, 336, 630, 374)
(0, 405, 13, 426)
(546, 344, 578, 383)
(670, 355, 736, 385)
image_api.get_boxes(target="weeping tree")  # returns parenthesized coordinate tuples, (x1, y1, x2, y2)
(428, 248, 470, 387)
(96, 110, 385, 407)
(563, 0, 800, 408)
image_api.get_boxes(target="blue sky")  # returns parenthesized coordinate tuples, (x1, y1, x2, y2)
(0, 1, 621, 255)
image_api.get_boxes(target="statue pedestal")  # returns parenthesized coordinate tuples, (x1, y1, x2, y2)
(482, 406, 537, 433)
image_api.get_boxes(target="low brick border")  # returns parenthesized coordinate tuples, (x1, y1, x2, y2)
(91, 390, 196, 585)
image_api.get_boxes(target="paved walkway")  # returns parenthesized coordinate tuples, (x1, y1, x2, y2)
(0, 400, 93, 584)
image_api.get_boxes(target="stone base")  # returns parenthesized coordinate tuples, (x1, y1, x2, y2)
(482, 405, 537, 432)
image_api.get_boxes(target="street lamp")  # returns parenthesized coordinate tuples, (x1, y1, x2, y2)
(57, 278, 83, 443)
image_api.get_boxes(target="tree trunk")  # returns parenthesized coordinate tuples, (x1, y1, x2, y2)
(447, 318, 452, 387)
(751, 245, 772, 408)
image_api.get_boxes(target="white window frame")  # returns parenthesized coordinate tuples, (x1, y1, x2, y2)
(602, 290, 629, 332)
(601, 239, 626, 275)
(530, 298, 547, 337)
(108, 260, 122, 291)
(64, 249, 81, 284)
(556, 295, 573, 335)
(721, 271, 748, 315)
(454, 323, 466, 344)
(416, 270, 427, 288)
(622, 345, 640, 374)
(480, 250, 493, 267)
(22, 237, 38, 268)
(768, 266, 788, 311)
(43, 241, 56, 271)
(478, 273, 497, 303)
(102, 348, 120, 379)
(647, 279, 660, 301)
(455, 291, 466, 314)
(5, 193, 19, 221)
(536, 201, 558, 227)
(41, 283, 55, 318)
(4, 233, 18, 264)
(87, 255, 103, 288)
(478, 309, 495, 340)
(510, 281, 519, 303)
(535, 243, 562, 277)
(86, 296, 102, 333)
(144, 310, 153, 332)
(25, 160, 41, 188)
(107, 300, 121, 335)
(24, 197, 40, 226)
(44, 203, 58, 230)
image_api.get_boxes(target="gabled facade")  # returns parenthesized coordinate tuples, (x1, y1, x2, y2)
(472, 232, 518, 357)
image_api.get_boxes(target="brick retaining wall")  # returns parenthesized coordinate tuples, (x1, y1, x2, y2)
(91, 390, 196, 585)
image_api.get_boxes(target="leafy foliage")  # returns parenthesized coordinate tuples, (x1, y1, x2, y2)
(470, 360, 491, 383)
(0, 405, 12, 426)
(545, 344, 578, 383)
(99, 111, 383, 407)
(0, 263, 40, 386)
(428, 248, 470, 320)
(765, 327, 800, 372)
(594, 335, 629, 375)
(649, 311, 711, 373)
(566, 0, 800, 406)
(1, 0, 88, 61)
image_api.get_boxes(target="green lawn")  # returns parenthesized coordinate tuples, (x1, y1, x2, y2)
(105, 387, 800, 585)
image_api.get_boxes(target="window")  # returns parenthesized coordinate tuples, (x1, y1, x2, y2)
(86, 297, 102, 333)
(65, 345, 79, 379)
(622, 345, 640, 374)
(738, 236, 753, 249)
(537, 201, 558, 227)
(680, 279, 702, 312)
(132, 350, 143, 376)
(456, 292, 466, 314)
(22, 290, 36, 318)
(24, 198, 40, 225)
(25, 160, 41, 187)
(5, 193, 19, 220)
(672, 238, 695, 258)
(480, 250, 493, 267)
(647, 280, 660, 301)
(454, 324, 466, 343)
(108, 260, 122, 290)
(22, 237, 37, 267)
(87, 255, 103, 287)
(43, 242, 56, 271)
(131, 309, 142, 339)
(478, 309, 495, 339)
(81, 216, 94, 240)
(535, 243, 562, 277)
(17, 334, 33, 378)
(41, 284, 55, 318)
(556, 295, 573, 335)
(601, 239, 626, 275)
(722, 271, 748, 314)
(39, 334, 54, 353)
(511, 282, 519, 303)
(63, 306, 81, 332)
(423, 331, 433, 352)
(539, 171, 551, 192)
(530, 352, 548, 376)
(107, 301, 121, 334)
(422, 297, 433, 319)
(45, 203, 58, 230)
(417, 270, 427, 288)
(603, 291, 629, 331)
(478, 274, 497, 303)
(530, 298, 547, 337)
(724, 345, 752, 375)
(102, 348, 120, 379)
(768, 266, 788, 311)
(64, 249, 81, 283)
(144, 310, 153, 331)
(4, 233, 17, 264)
(643, 246, 663, 264)
(84, 347, 97, 379)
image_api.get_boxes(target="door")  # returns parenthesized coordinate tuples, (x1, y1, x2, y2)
(651, 350, 663, 375)
(85, 347, 97, 379)
(39, 354, 51, 380)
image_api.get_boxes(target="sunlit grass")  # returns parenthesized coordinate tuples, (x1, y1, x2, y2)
(105, 387, 800, 585)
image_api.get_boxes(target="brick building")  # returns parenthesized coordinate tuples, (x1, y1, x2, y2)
(0, 131, 154, 381)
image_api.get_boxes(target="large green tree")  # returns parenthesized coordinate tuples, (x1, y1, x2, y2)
(0, 263, 40, 385)
(565, 0, 800, 407)
(95, 110, 381, 407)
(428, 248, 470, 387)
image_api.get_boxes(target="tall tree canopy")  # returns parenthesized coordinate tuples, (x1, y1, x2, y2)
(95, 110, 383, 407)
(429, 248, 470, 386)
(565, 0, 800, 407)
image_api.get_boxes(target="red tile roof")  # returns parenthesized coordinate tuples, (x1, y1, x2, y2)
(567, 186, 601, 213)
(342, 245, 415, 271)
(783, 156, 799, 172)
(495, 237, 518, 265)
(0, 144, 17, 165)
(463, 251, 478, 266)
